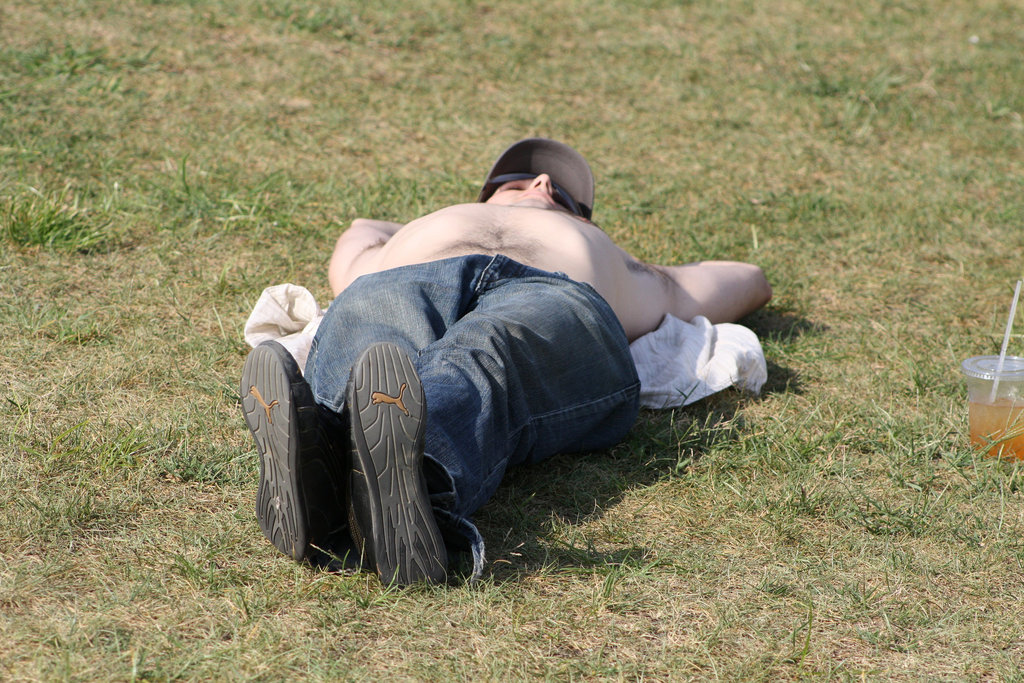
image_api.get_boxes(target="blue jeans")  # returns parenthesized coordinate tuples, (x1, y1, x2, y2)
(306, 254, 640, 577)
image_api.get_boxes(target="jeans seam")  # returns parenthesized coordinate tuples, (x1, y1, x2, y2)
(504, 380, 640, 459)
(528, 380, 640, 423)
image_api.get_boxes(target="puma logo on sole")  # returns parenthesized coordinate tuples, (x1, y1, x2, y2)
(371, 383, 409, 416)
(250, 385, 279, 422)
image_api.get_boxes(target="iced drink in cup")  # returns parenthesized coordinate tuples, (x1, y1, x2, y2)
(962, 355, 1024, 458)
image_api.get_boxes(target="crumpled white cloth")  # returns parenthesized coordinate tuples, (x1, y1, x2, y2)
(629, 314, 766, 408)
(243, 284, 324, 373)
(243, 284, 767, 408)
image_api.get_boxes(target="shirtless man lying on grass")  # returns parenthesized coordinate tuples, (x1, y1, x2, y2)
(240, 138, 771, 585)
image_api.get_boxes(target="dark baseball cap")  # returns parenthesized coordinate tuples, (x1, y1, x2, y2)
(477, 138, 594, 219)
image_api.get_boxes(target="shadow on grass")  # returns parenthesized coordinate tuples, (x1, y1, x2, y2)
(746, 308, 826, 345)
(472, 402, 737, 583)
(472, 310, 817, 583)
(748, 309, 825, 396)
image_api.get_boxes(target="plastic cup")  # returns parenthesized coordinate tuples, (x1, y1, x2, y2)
(962, 355, 1024, 458)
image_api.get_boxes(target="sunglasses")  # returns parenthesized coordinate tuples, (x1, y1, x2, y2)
(481, 173, 586, 218)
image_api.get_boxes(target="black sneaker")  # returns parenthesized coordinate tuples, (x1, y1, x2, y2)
(240, 341, 355, 569)
(346, 342, 448, 585)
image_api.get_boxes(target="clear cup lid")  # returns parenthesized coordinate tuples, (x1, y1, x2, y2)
(961, 355, 1024, 380)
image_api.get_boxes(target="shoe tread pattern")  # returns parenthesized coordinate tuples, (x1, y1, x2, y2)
(349, 343, 447, 585)
(241, 344, 307, 561)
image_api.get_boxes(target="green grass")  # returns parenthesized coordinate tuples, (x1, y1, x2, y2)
(1, 186, 110, 251)
(2, 0, 1024, 679)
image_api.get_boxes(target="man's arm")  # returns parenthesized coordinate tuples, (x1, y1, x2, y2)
(649, 260, 772, 324)
(610, 249, 772, 340)
(327, 219, 404, 295)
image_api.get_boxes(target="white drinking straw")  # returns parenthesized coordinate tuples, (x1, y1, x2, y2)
(990, 279, 1023, 404)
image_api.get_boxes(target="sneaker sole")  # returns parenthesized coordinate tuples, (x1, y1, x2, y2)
(347, 343, 447, 585)
(241, 341, 349, 564)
